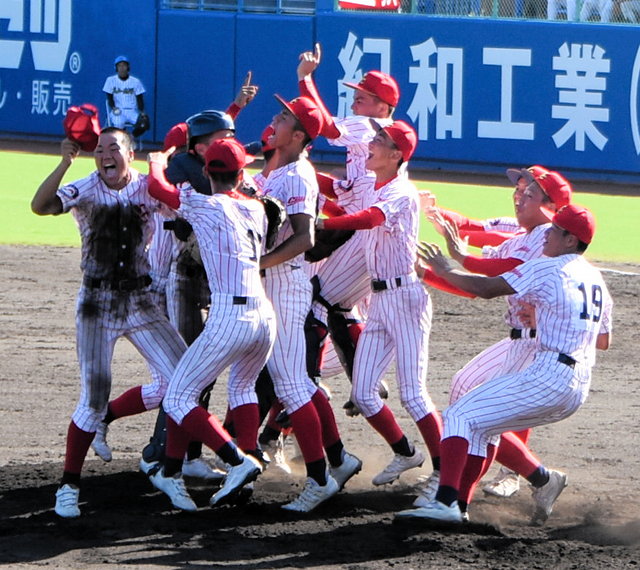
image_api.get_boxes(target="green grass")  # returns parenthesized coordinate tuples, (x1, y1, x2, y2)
(4, 150, 639, 263)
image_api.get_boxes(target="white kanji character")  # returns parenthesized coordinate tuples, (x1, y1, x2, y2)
(552, 42, 610, 152)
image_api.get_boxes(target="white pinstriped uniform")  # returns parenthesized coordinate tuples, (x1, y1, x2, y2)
(449, 224, 551, 405)
(481, 216, 522, 233)
(147, 211, 174, 310)
(443, 254, 613, 457)
(102, 74, 145, 128)
(260, 158, 320, 413)
(350, 175, 435, 421)
(162, 189, 276, 423)
(56, 169, 187, 433)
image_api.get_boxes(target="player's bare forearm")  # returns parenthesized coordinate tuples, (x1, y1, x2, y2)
(31, 139, 78, 215)
(418, 241, 515, 299)
(260, 213, 313, 269)
(596, 331, 611, 350)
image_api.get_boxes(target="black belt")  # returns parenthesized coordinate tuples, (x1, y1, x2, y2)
(372, 277, 402, 291)
(84, 275, 152, 291)
(233, 296, 247, 305)
(558, 353, 576, 368)
(510, 328, 537, 340)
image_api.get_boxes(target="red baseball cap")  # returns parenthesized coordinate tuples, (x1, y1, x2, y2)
(274, 95, 324, 140)
(521, 168, 572, 209)
(63, 104, 101, 152)
(370, 119, 417, 162)
(506, 165, 548, 185)
(204, 138, 255, 173)
(344, 71, 400, 108)
(163, 123, 188, 152)
(552, 204, 596, 244)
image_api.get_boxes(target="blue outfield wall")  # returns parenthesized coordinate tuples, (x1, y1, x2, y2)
(2, 2, 640, 183)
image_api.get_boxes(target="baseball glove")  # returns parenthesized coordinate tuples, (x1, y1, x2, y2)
(257, 195, 286, 250)
(305, 229, 355, 263)
(132, 112, 151, 138)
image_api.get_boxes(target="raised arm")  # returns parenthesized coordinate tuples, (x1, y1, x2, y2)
(148, 150, 181, 209)
(31, 139, 79, 216)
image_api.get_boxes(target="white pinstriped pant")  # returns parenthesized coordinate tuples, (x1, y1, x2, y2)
(449, 336, 537, 405)
(263, 265, 319, 414)
(163, 294, 276, 424)
(73, 285, 187, 432)
(351, 282, 436, 420)
(443, 351, 590, 457)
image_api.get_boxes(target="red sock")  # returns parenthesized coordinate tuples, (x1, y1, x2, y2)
(496, 431, 540, 477)
(348, 322, 364, 344)
(458, 444, 497, 504)
(180, 407, 231, 454)
(289, 401, 324, 464)
(315, 323, 328, 372)
(416, 411, 443, 462)
(266, 401, 284, 431)
(231, 403, 260, 452)
(63, 421, 95, 474)
(311, 389, 340, 448)
(166, 415, 192, 460)
(109, 386, 146, 419)
(439, 436, 469, 490)
(513, 428, 531, 445)
(366, 404, 404, 446)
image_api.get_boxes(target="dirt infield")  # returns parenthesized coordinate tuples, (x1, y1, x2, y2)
(0, 244, 639, 569)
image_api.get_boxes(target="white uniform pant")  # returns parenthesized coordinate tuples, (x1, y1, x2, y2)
(73, 285, 187, 432)
(163, 294, 276, 424)
(109, 108, 140, 130)
(443, 351, 590, 457)
(263, 265, 318, 413)
(351, 282, 435, 420)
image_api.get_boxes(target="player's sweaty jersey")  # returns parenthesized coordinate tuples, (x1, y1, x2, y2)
(359, 175, 420, 281)
(261, 158, 318, 268)
(504, 254, 613, 367)
(176, 188, 268, 298)
(57, 168, 168, 279)
(482, 223, 550, 329)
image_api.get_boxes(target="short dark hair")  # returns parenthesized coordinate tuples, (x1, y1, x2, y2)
(206, 167, 240, 189)
(561, 229, 588, 253)
(292, 117, 312, 148)
(100, 127, 134, 152)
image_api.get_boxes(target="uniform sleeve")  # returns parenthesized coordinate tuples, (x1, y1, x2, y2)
(502, 258, 546, 297)
(102, 76, 113, 94)
(327, 116, 376, 149)
(283, 166, 318, 218)
(598, 282, 614, 334)
(133, 77, 146, 96)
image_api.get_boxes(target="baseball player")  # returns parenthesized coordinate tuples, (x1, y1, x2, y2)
(316, 120, 443, 489)
(297, 44, 399, 413)
(103, 56, 146, 130)
(413, 167, 572, 509)
(397, 204, 612, 525)
(144, 138, 276, 510)
(31, 128, 188, 518)
(260, 95, 361, 512)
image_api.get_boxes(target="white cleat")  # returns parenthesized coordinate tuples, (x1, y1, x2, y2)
(372, 449, 424, 486)
(262, 433, 292, 475)
(182, 458, 226, 481)
(396, 499, 463, 523)
(149, 468, 197, 512)
(483, 466, 520, 498)
(530, 469, 568, 525)
(329, 452, 362, 490)
(139, 458, 160, 475)
(413, 470, 440, 508)
(54, 484, 81, 518)
(282, 476, 340, 513)
(91, 422, 112, 462)
(209, 455, 262, 507)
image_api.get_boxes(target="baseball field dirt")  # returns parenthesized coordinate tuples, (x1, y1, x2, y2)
(0, 244, 638, 569)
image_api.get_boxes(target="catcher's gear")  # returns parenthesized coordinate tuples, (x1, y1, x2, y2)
(132, 111, 151, 138)
(164, 218, 194, 241)
(257, 194, 286, 250)
(305, 228, 355, 263)
(186, 110, 235, 149)
(63, 104, 101, 152)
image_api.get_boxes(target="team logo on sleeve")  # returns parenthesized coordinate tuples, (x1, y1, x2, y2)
(287, 196, 305, 206)
(58, 184, 79, 199)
